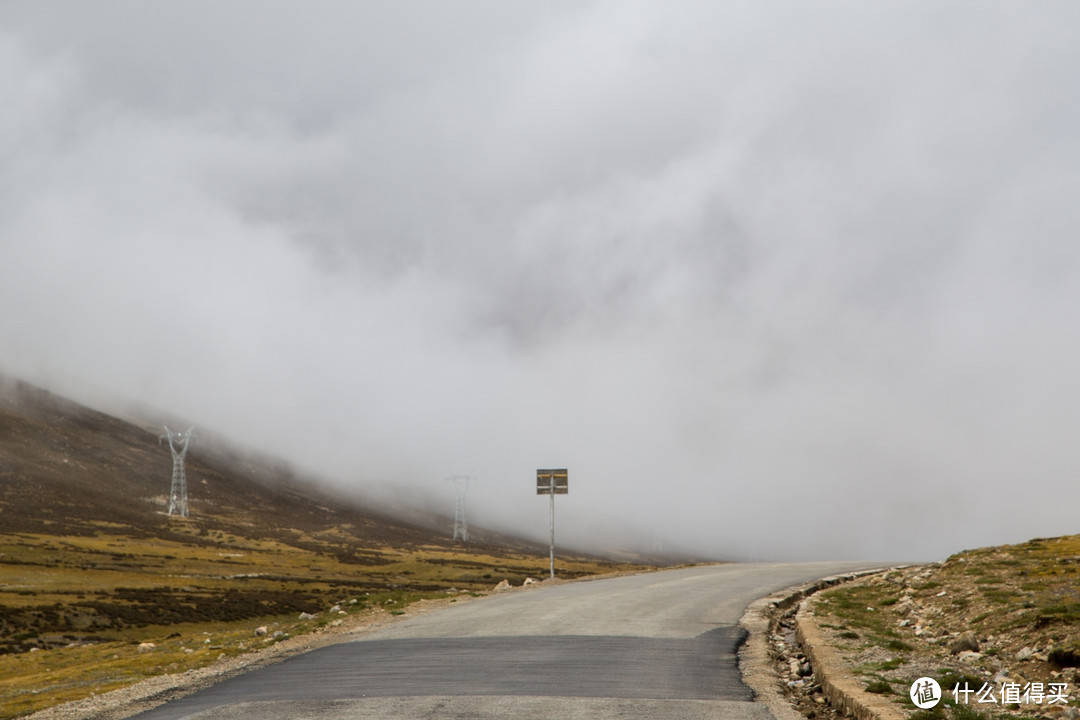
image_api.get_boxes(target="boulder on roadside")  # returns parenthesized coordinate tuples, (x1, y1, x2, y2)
(493, 579, 512, 592)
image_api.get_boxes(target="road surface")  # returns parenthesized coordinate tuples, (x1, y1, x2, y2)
(131, 562, 879, 720)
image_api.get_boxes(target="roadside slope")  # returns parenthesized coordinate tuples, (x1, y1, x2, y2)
(792, 534, 1080, 720)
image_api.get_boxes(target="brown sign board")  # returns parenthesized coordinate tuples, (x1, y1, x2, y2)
(536, 468, 568, 494)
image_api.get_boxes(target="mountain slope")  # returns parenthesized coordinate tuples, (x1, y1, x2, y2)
(0, 378, 515, 549)
(0, 378, 641, 718)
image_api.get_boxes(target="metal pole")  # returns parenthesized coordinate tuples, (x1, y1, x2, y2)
(549, 475, 555, 579)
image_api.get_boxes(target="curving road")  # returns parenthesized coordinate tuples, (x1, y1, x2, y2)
(131, 562, 880, 720)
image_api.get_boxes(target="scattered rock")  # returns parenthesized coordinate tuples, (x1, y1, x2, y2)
(137, 642, 156, 653)
(1017, 646, 1035, 661)
(254, 626, 268, 637)
(957, 650, 982, 662)
(493, 579, 512, 592)
(299, 612, 317, 621)
(330, 605, 341, 613)
(950, 631, 980, 654)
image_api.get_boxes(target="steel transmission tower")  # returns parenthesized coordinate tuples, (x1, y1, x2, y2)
(447, 475, 474, 542)
(160, 425, 196, 517)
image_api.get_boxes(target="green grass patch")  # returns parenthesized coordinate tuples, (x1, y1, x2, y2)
(876, 657, 907, 670)
(866, 679, 893, 694)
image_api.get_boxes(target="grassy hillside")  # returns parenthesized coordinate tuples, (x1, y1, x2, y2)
(0, 379, 645, 717)
(811, 535, 1080, 720)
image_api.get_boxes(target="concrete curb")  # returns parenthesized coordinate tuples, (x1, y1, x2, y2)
(797, 598, 907, 720)
(739, 568, 909, 720)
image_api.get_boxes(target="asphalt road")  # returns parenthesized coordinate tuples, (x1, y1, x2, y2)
(131, 562, 880, 720)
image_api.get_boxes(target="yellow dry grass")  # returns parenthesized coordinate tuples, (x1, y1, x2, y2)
(0, 526, 643, 718)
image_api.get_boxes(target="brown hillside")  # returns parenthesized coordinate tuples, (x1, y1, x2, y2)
(0, 379, 643, 717)
(0, 378, 521, 550)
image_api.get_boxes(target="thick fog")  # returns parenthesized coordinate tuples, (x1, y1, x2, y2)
(2, 2, 1079, 561)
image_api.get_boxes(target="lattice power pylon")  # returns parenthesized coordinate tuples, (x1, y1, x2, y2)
(447, 475, 474, 542)
(160, 425, 196, 518)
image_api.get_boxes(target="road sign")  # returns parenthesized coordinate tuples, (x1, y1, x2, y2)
(536, 469, 568, 494)
(537, 468, 568, 579)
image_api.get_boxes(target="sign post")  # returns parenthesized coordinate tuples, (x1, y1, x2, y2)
(536, 469, 568, 579)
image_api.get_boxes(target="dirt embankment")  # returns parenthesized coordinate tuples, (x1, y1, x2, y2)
(793, 535, 1080, 720)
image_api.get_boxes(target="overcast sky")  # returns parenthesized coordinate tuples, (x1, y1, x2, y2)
(2, 2, 1079, 561)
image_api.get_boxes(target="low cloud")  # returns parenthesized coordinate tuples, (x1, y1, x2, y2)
(2, 2, 1079, 561)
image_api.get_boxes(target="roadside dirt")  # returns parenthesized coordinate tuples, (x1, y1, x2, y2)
(789, 536, 1080, 720)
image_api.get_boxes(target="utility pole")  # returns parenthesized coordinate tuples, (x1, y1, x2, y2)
(160, 425, 196, 518)
(536, 469, 568, 579)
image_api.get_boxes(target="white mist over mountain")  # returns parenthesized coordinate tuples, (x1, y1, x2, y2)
(2, 2, 1079, 561)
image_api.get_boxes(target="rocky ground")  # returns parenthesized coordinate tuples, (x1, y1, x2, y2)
(769, 536, 1080, 720)
(770, 598, 849, 720)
